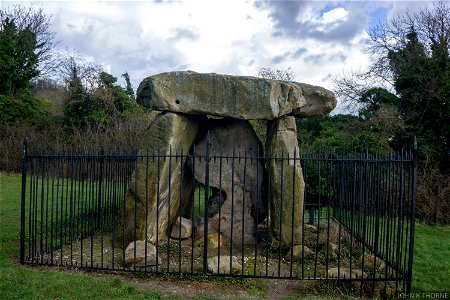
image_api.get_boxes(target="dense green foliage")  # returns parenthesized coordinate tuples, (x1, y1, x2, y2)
(335, 3, 450, 170)
(0, 18, 39, 95)
(0, 13, 51, 124)
(63, 68, 137, 130)
(296, 109, 403, 154)
(330, 3, 450, 224)
(0, 93, 51, 124)
(388, 30, 450, 167)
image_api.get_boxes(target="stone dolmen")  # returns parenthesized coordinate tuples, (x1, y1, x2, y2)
(114, 71, 336, 267)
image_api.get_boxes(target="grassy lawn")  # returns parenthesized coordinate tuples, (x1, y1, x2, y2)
(1, 172, 449, 299)
(0, 173, 168, 300)
(411, 223, 450, 293)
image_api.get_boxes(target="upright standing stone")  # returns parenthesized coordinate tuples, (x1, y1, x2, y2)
(266, 116, 304, 246)
(190, 119, 266, 245)
(115, 112, 198, 247)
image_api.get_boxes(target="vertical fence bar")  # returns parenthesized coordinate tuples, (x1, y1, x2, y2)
(190, 147, 195, 273)
(178, 149, 183, 274)
(155, 148, 161, 273)
(32, 151, 38, 260)
(264, 149, 270, 277)
(253, 146, 258, 276)
(242, 150, 247, 275)
(20, 137, 28, 264)
(50, 153, 56, 264)
(314, 149, 322, 278)
(45, 151, 50, 256)
(203, 132, 210, 274)
(69, 154, 75, 266)
(289, 149, 296, 278)
(302, 147, 310, 279)
(406, 137, 417, 294)
(218, 147, 223, 274)
(278, 150, 284, 277)
(144, 148, 150, 272)
(167, 148, 172, 272)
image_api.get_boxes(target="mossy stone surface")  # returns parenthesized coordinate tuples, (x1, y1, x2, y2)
(266, 116, 305, 246)
(137, 71, 336, 120)
(115, 112, 198, 247)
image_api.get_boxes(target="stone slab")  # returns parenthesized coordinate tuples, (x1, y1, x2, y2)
(137, 71, 336, 120)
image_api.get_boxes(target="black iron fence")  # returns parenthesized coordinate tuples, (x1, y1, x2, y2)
(20, 139, 417, 298)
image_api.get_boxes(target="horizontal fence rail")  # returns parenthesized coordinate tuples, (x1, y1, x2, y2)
(20, 140, 417, 298)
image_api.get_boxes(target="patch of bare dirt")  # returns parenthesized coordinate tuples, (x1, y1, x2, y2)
(124, 274, 320, 300)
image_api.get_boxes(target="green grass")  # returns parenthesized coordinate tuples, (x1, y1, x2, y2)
(0, 173, 172, 300)
(411, 223, 450, 293)
(1, 172, 449, 299)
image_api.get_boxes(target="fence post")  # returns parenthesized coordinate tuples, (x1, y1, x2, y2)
(203, 131, 210, 274)
(20, 137, 28, 264)
(98, 147, 105, 229)
(406, 136, 417, 294)
(309, 206, 315, 224)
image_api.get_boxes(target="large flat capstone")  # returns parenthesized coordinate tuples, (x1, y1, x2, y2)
(115, 112, 198, 247)
(137, 71, 336, 120)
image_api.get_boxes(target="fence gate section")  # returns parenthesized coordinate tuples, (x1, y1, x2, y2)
(20, 140, 417, 298)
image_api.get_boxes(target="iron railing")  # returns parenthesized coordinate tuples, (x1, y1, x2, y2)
(20, 138, 417, 298)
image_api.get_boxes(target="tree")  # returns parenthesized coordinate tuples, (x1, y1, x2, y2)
(122, 72, 135, 98)
(333, 2, 450, 168)
(0, 17, 39, 95)
(357, 87, 399, 118)
(388, 28, 450, 166)
(57, 52, 101, 91)
(0, 9, 53, 123)
(0, 6, 57, 78)
(258, 67, 296, 81)
(63, 62, 136, 130)
(296, 113, 397, 154)
(63, 63, 92, 129)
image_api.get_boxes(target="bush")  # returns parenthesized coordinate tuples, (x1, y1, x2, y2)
(0, 119, 65, 172)
(0, 108, 157, 172)
(416, 162, 450, 225)
(0, 93, 51, 124)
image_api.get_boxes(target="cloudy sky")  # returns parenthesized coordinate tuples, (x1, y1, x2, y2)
(1, 0, 435, 94)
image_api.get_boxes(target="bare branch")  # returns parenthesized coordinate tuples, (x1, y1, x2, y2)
(257, 67, 296, 81)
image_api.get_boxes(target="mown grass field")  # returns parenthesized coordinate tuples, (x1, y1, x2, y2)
(1, 172, 449, 299)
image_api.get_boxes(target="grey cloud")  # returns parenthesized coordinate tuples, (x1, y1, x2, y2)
(257, 1, 369, 44)
(170, 27, 199, 41)
(334, 52, 346, 63)
(292, 47, 308, 58)
(272, 53, 289, 64)
(304, 54, 325, 64)
(121, 52, 187, 83)
(303, 52, 347, 65)
(260, 1, 304, 36)
(322, 74, 333, 83)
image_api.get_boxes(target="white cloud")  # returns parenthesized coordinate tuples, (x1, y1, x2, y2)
(322, 7, 349, 24)
(2, 0, 406, 104)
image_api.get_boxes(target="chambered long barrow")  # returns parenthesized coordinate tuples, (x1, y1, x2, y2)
(20, 71, 417, 298)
